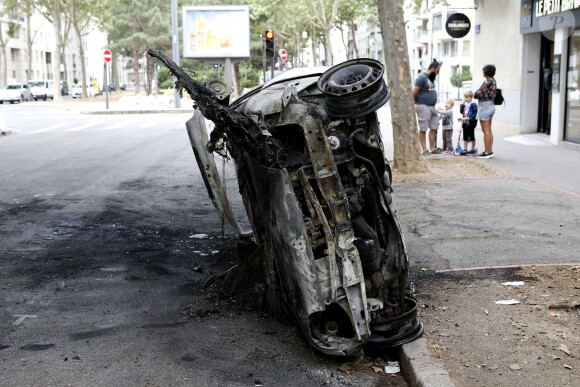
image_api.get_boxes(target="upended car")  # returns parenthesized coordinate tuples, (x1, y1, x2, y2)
(0, 83, 31, 104)
(149, 49, 423, 356)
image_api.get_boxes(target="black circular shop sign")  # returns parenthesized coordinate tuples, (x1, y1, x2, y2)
(446, 13, 471, 38)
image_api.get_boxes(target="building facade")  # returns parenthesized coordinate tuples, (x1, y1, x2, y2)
(517, 0, 580, 148)
(405, 0, 476, 102)
(0, 6, 127, 93)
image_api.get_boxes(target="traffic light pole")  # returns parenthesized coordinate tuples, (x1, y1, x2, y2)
(270, 28, 275, 81)
(271, 56, 274, 82)
(262, 37, 266, 84)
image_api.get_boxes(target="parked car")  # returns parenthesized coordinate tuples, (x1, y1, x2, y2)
(71, 84, 95, 98)
(102, 83, 116, 92)
(29, 80, 55, 101)
(0, 83, 31, 104)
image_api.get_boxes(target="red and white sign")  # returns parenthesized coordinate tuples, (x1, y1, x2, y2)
(103, 49, 112, 63)
(279, 49, 287, 62)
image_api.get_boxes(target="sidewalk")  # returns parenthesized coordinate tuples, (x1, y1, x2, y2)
(57, 91, 196, 115)
(385, 116, 580, 385)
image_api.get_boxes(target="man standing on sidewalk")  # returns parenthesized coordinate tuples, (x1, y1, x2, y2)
(414, 60, 441, 155)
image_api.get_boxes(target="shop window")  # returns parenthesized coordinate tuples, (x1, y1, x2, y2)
(433, 13, 442, 32)
(565, 30, 580, 143)
(443, 42, 449, 56)
(463, 40, 471, 56)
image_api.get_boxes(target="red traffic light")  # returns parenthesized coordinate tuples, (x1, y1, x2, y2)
(265, 30, 274, 39)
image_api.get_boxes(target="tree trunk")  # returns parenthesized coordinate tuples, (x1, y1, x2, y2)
(350, 21, 360, 59)
(72, 0, 88, 98)
(133, 50, 140, 94)
(146, 49, 153, 95)
(112, 50, 119, 90)
(26, 8, 32, 81)
(310, 22, 317, 66)
(324, 27, 332, 66)
(233, 61, 242, 97)
(53, 0, 62, 101)
(0, 21, 7, 88)
(376, 0, 426, 173)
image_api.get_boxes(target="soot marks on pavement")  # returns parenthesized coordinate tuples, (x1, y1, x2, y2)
(0, 198, 64, 217)
(145, 263, 173, 276)
(414, 267, 538, 283)
(70, 326, 117, 341)
(19, 343, 55, 351)
(180, 353, 198, 362)
(140, 321, 187, 329)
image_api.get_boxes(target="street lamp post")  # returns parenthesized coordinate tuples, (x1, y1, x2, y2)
(457, 65, 461, 100)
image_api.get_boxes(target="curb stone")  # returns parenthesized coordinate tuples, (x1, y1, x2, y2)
(400, 337, 454, 387)
(81, 108, 195, 115)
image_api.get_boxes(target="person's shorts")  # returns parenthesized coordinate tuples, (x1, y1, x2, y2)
(463, 123, 476, 141)
(415, 104, 439, 132)
(477, 100, 495, 121)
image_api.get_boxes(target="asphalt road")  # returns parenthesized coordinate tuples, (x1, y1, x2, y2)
(0, 103, 404, 386)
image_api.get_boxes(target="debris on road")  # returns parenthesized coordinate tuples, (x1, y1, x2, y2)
(559, 344, 571, 356)
(502, 281, 525, 286)
(385, 361, 400, 374)
(494, 299, 520, 305)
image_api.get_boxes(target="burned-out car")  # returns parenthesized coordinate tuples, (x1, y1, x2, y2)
(149, 50, 423, 356)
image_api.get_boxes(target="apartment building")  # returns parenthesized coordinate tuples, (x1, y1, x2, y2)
(1, 6, 111, 92)
(405, 0, 476, 101)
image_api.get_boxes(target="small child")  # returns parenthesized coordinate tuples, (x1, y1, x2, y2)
(459, 91, 478, 154)
(437, 100, 454, 153)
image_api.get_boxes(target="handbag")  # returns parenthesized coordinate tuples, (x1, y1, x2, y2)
(494, 88, 504, 105)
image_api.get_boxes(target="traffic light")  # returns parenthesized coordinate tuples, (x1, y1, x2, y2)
(265, 30, 275, 58)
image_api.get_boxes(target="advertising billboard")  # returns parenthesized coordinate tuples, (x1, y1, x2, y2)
(182, 5, 250, 59)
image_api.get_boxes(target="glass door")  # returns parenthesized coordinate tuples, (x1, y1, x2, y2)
(538, 35, 554, 134)
(565, 30, 580, 143)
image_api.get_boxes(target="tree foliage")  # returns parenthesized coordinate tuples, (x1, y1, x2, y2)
(100, 0, 171, 94)
(450, 66, 472, 87)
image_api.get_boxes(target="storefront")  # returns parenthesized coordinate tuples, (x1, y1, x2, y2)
(520, 0, 580, 146)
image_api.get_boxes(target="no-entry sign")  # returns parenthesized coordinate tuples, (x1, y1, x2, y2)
(279, 49, 287, 62)
(103, 49, 112, 63)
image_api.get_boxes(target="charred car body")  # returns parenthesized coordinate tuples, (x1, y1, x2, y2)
(149, 50, 423, 356)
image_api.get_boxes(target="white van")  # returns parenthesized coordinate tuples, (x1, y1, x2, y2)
(29, 80, 55, 101)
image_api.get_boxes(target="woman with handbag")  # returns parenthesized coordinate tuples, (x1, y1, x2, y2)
(474, 64, 497, 159)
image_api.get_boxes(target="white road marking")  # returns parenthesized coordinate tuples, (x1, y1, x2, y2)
(102, 121, 128, 130)
(66, 122, 100, 132)
(137, 120, 164, 128)
(29, 123, 67, 134)
(13, 315, 37, 326)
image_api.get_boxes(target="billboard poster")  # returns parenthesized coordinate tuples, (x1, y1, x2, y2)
(182, 5, 250, 59)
